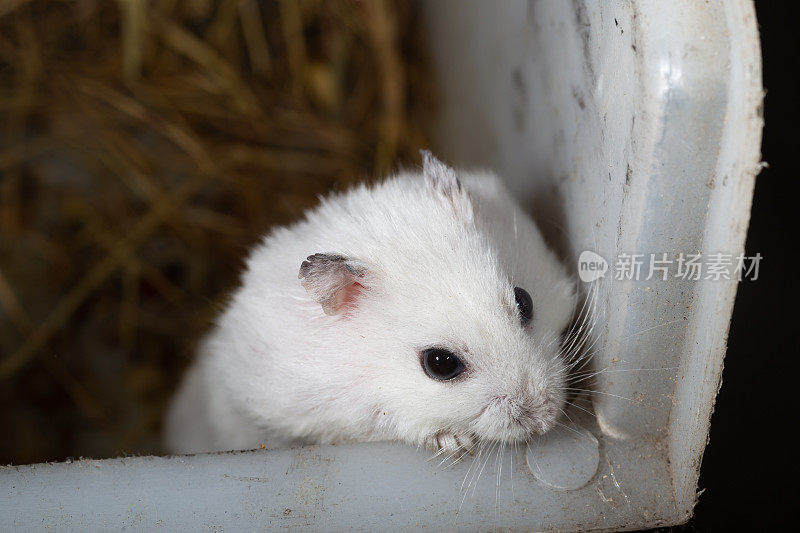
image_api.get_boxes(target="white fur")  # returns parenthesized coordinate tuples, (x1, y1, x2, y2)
(165, 156, 575, 454)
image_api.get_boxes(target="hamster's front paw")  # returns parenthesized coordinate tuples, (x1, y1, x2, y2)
(427, 430, 476, 459)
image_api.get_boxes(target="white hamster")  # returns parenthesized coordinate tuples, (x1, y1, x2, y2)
(165, 152, 576, 455)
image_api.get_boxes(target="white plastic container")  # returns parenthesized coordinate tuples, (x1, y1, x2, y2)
(423, 0, 763, 526)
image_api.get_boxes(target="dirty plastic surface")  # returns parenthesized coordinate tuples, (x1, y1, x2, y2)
(0, 441, 671, 532)
(527, 423, 600, 491)
(1, 0, 763, 531)
(424, 0, 762, 528)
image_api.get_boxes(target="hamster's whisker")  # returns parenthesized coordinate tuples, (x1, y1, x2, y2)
(551, 421, 598, 456)
(470, 440, 497, 500)
(621, 318, 685, 340)
(556, 404, 577, 426)
(430, 446, 449, 463)
(549, 279, 600, 401)
(435, 454, 456, 470)
(558, 387, 637, 403)
(567, 394, 594, 409)
(565, 290, 599, 359)
(560, 321, 588, 364)
(552, 420, 600, 457)
(563, 284, 592, 342)
(563, 277, 599, 344)
(438, 442, 470, 469)
(563, 397, 595, 417)
(541, 332, 561, 352)
(459, 438, 487, 493)
(571, 323, 601, 362)
(565, 324, 601, 371)
(510, 441, 516, 501)
(429, 445, 446, 458)
(564, 337, 595, 373)
(464, 442, 486, 497)
(463, 441, 490, 502)
(528, 434, 545, 479)
(565, 338, 594, 369)
(560, 289, 598, 367)
(458, 440, 489, 517)
(552, 420, 585, 438)
(570, 365, 679, 380)
(495, 441, 507, 518)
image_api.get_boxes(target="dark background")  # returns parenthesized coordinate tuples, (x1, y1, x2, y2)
(670, 1, 799, 530)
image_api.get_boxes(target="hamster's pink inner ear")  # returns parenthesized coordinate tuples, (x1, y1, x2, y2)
(298, 253, 368, 316)
(420, 149, 473, 222)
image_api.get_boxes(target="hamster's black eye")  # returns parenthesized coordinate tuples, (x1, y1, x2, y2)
(514, 286, 533, 326)
(421, 348, 465, 381)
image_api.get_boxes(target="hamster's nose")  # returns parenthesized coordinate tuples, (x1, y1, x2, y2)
(510, 396, 560, 435)
(532, 398, 560, 434)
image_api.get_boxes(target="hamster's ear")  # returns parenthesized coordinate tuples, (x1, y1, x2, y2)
(298, 253, 370, 316)
(420, 150, 473, 221)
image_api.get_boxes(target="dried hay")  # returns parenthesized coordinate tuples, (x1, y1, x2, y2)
(0, 0, 432, 463)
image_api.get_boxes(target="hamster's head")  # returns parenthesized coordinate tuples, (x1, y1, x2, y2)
(298, 152, 576, 448)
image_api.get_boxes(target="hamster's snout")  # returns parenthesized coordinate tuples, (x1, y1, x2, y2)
(477, 391, 562, 442)
(506, 396, 559, 435)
